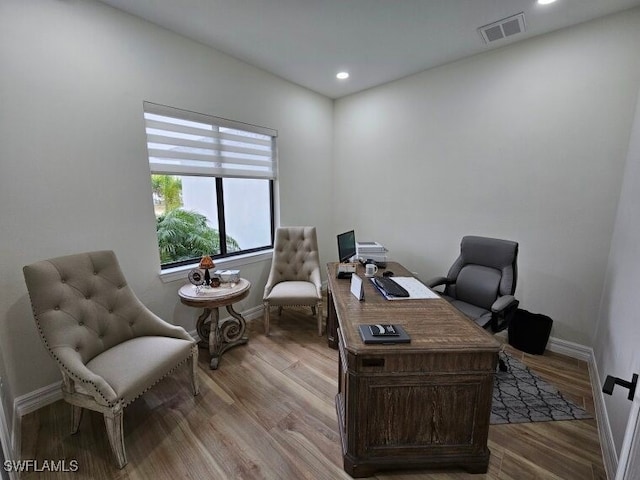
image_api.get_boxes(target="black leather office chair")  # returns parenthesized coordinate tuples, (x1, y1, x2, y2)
(426, 236, 519, 369)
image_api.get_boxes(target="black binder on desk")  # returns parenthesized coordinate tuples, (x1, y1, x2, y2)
(358, 324, 411, 344)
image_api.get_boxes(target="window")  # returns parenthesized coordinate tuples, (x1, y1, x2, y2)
(143, 102, 277, 269)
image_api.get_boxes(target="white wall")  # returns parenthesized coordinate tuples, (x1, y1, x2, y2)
(0, 0, 333, 426)
(595, 81, 640, 454)
(3, 0, 640, 462)
(0, 352, 10, 466)
(333, 9, 640, 346)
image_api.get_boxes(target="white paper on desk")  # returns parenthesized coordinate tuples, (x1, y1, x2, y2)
(350, 274, 365, 300)
(377, 276, 440, 300)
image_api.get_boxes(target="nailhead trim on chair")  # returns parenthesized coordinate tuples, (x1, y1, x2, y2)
(24, 253, 198, 408)
(23, 251, 201, 471)
(119, 353, 194, 408)
(263, 227, 322, 322)
(266, 303, 320, 309)
(29, 295, 195, 408)
(26, 294, 114, 406)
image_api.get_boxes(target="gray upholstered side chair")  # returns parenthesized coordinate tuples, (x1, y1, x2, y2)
(23, 250, 199, 469)
(263, 226, 323, 336)
(426, 236, 519, 334)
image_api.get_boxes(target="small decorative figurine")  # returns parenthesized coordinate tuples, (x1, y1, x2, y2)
(198, 255, 215, 287)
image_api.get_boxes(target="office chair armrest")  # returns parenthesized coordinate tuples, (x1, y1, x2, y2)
(490, 295, 519, 333)
(425, 276, 452, 289)
(491, 295, 517, 314)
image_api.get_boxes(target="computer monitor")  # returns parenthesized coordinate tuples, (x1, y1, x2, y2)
(337, 230, 356, 263)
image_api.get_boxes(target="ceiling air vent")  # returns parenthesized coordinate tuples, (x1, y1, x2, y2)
(478, 12, 526, 44)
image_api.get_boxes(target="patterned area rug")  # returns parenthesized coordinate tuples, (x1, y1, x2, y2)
(491, 352, 593, 425)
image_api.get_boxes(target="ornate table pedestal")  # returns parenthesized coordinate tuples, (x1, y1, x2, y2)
(178, 279, 251, 369)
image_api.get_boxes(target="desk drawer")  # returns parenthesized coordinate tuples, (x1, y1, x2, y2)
(352, 350, 497, 374)
(355, 372, 493, 456)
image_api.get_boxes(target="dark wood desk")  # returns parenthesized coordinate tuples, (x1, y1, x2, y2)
(326, 262, 500, 477)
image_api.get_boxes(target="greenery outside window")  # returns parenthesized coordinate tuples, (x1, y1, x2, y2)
(144, 102, 276, 269)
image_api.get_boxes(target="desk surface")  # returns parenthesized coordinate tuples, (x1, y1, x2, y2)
(327, 261, 500, 477)
(327, 262, 500, 355)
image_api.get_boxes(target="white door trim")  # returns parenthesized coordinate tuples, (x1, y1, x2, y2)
(615, 372, 640, 480)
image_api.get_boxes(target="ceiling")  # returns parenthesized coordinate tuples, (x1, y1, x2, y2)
(98, 0, 640, 99)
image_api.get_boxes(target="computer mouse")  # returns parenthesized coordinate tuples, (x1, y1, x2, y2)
(383, 271, 394, 277)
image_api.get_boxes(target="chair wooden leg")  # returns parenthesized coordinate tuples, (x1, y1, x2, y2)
(71, 405, 83, 434)
(189, 345, 200, 396)
(264, 302, 270, 336)
(104, 407, 127, 469)
(316, 301, 323, 336)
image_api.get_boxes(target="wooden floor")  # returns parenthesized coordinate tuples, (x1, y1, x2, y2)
(21, 308, 605, 479)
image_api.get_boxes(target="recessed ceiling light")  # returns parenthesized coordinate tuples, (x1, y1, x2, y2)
(336, 72, 350, 80)
(537, 0, 557, 5)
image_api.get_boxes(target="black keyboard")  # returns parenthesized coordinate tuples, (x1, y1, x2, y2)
(373, 276, 410, 297)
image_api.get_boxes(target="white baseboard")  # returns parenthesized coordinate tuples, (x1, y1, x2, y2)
(241, 304, 266, 321)
(546, 336, 593, 361)
(8, 325, 619, 480)
(11, 381, 63, 464)
(188, 304, 265, 342)
(14, 382, 63, 419)
(1, 397, 18, 480)
(589, 356, 618, 480)
(9, 304, 267, 460)
(545, 336, 616, 480)
(498, 334, 616, 479)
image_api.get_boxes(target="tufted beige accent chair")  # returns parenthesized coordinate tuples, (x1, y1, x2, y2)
(263, 226, 323, 336)
(23, 250, 199, 469)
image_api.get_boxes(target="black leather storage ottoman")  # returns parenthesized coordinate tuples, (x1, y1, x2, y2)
(508, 309, 553, 355)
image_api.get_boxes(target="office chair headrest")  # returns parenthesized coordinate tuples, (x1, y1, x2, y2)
(460, 236, 518, 270)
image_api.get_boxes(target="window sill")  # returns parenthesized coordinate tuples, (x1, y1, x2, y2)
(159, 250, 273, 284)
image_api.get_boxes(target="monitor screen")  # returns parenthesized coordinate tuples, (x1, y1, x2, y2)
(337, 230, 356, 262)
